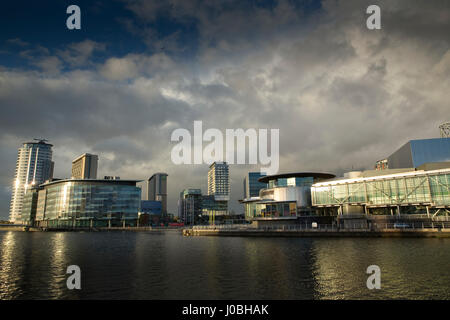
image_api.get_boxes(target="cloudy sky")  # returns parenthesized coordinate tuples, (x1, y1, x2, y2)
(0, 0, 449, 219)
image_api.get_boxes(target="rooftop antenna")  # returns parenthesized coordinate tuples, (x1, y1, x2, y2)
(439, 122, 450, 138)
(33, 138, 49, 143)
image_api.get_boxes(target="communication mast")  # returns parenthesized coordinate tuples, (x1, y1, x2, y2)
(439, 122, 450, 138)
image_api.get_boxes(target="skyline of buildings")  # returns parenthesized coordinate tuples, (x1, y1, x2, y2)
(7, 131, 450, 225)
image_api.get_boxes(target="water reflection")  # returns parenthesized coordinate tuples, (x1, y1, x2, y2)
(311, 238, 450, 299)
(0, 232, 20, 299)
(1, 231, 449, 299)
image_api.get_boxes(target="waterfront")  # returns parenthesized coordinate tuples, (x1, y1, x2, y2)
(0, 230, 449, 300)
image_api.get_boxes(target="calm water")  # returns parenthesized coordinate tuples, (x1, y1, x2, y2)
(0, 230, 449, 300)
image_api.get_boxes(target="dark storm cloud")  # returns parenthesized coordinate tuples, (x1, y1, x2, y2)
(0, 0, 449, 219)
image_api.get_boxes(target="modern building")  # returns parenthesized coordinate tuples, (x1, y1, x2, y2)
(386, 138, 450, 169)
(311, 165, 450, 217)
(71, 153, 98, 179)
(240, 172, 335, 225)
(138, 173, 168, 215)
(243, 172, 267, 198)
(23, 179, 141, 228)
(205, 162, 230, 219)
(178, 189, 203, 225)
(208, 162, 230, 201)
(20, 187, 39, 225)
(201, 195, 228, 221)
(9, 139, 54, 222)
(138, 200, 163, 226)
(140, 200, 162, 215)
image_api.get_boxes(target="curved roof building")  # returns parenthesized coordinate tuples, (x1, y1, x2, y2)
(242, 172, 335, 222)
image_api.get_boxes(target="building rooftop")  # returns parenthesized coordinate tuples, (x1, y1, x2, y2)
(24, 139, 53, 147)
(313, 167, 450, 187)
(148, 172, 168, 180)
(72, 153, 98, 163)
(40, 179, 142, 187)
(258, 172, 335, 183)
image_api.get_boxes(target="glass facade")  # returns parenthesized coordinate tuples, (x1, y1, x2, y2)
(140, 200, 162, 215)
(178, 189, 203, 224)
(35, 180, 141, 227)
(268, 177, 314, 189)
(312, 170, 450, 208)
(242, 174, 329, 220)
(20, 189, 38, 224)
(244, 172, 267, 198)
(261, 202, 297, 217)
(9, 140, 53, 222)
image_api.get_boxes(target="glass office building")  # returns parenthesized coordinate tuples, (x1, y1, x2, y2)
(243, 172, 267, 198)
(20, 188, 39, 225)
(31, 179, 141, 228)
(178, 189, 203, 225)
(312, 168, 450, 216)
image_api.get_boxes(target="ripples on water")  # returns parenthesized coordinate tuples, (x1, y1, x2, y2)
(0, 230, 449, 300)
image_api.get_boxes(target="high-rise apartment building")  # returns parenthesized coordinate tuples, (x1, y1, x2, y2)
(71, 153, 98, 179)
(9, 139, 54, 222)
(207, 162, 230, 201)
(138, 173, 168, 215)
(205, 162, 230, 218)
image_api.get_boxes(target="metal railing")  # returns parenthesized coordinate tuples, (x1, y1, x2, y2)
(191, 222, 450, 232)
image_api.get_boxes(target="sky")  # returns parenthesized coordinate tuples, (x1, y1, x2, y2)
(0, 0, 449, 219)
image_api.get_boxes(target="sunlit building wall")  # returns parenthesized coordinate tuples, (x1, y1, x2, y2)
(9, 140, 54, 222)
(31, 179, 141, 228)
(312, 167, 450, 216)
(71, 153, 98, 179)
(387, 138, 450, 169)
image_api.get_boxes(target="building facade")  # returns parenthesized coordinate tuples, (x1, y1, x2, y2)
(137, 173, 168, 215)
(23, 179, 141, 228)
(241, 172, 335, 222)
(9, 140, 54, 222)
(387, 138, 450, 169)
(311, 167, 450, 217)
(71, 153, 98, 179)
(149, 173, 168, 215)
(178, 189, 203, 225)
(208, 162, 230, 201)
(243, 172, 267, 198)
(205, 162, 230, 218)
